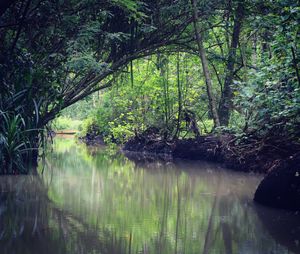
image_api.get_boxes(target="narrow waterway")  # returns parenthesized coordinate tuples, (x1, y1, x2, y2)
(0, 138, 299, 254)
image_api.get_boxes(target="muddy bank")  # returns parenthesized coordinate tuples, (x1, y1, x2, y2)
(123, 129, 300, 174)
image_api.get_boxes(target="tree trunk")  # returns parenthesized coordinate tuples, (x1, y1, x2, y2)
(191, 0, 220, 128)
(174, 52, 183, 138)
(218, 2, 244, 126)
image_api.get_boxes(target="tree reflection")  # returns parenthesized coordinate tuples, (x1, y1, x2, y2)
(0, 138, 298, 254)
(0, 176, 133, 254)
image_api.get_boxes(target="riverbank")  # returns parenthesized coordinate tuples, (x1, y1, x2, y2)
(123, 128, 300, 174)
(80, 128, 300, 210)
(79, 127, 300, 174)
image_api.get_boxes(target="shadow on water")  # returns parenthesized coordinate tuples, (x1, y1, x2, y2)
(255, 204, 300, 254)
(0, 137, 299, 254)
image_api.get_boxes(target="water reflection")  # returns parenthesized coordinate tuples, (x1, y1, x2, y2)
(255, 205, 300, 254)
(0, 138, 299, 254)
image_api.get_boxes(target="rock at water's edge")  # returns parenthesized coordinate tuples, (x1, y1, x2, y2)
(254, 153, 300, 211)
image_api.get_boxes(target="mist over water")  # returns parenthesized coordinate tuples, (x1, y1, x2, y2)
(0, 138, 299, 254)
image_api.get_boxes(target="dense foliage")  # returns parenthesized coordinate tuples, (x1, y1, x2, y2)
(76, 0, 300, 144)
(0, 0, 299, 173)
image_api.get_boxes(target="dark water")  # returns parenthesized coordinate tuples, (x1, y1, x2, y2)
(0, 138, 299, 254)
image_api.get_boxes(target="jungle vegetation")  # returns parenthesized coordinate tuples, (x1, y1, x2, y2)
(0, 0, 299, 173)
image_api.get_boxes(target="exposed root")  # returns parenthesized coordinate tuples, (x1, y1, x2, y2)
(123, 128, 300, 173)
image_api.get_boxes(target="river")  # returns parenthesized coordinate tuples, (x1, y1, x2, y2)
(0, 137, 299, 254)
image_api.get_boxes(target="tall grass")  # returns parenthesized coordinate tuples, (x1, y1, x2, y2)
(0, 111, 41, 174)
(0, 91, 46, 174)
